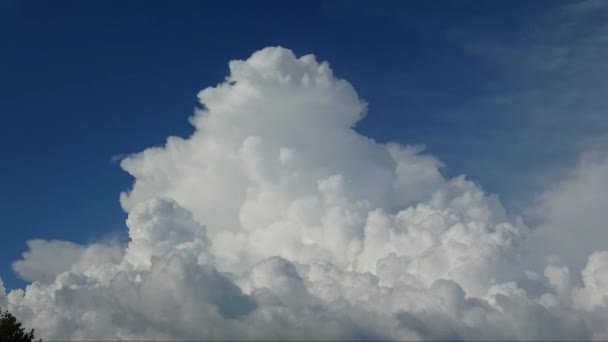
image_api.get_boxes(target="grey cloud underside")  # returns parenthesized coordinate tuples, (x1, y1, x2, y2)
(3, 45, 608, 341)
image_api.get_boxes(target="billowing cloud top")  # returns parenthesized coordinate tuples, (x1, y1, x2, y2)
(3, 47, 608, 341)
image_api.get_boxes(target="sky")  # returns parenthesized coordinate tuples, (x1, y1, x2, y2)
(1, 1, 608, 340)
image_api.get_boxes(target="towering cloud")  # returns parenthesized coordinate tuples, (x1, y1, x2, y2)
(3, 47, 608, 340)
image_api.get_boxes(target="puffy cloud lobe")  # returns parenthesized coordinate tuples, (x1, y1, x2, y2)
(123, 197, 212, 271)
(12, 240, 86, 283)
(2, 46, 608, 340)
(12, 240, 124, 286)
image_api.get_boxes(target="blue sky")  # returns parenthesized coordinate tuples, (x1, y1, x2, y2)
(1, 0, 606, 291)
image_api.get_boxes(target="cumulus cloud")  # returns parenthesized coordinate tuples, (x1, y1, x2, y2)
(2, 46, 608, 340)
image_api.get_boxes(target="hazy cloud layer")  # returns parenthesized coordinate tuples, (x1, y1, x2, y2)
(3, 46, 608, 340)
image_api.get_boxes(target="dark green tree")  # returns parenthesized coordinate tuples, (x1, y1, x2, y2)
(0, 308, 40, 342)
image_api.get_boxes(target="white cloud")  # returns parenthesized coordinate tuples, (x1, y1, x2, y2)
(0, 278, 7, 308)
(526, 155, 608, 273)
(2, 46, 608, 340)
(12, 239, 125, 286)
(12, 240, 86, 283)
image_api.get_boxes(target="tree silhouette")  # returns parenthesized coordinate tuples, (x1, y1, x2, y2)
(0, 308, 40, 342)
